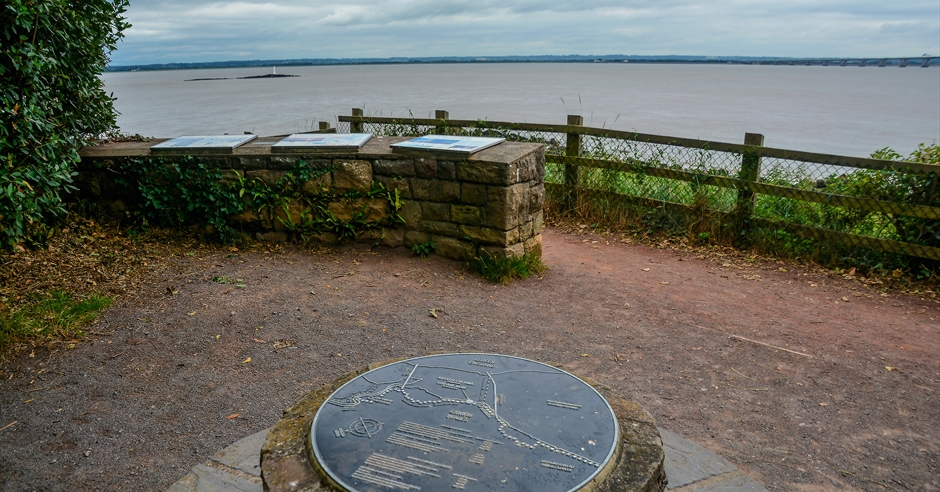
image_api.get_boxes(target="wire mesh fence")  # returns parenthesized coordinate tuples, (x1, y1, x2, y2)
(337, 112, 939, 267)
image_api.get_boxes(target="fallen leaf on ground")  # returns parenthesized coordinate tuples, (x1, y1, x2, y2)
(252, 338, 266, 343)
(885, 366, 898, 372)
(272, 339, 295, 349)
(641, 268, 650, 272)
(166, 286, 179, 296)
(188, 311, 196, 316)
(226, 414, 239, 419)
(581, 354, 589, 357)
(661, 281, 670, 285)
(841, 297, 849, 302)
(241, 357, 251, 364)
(429, 307, 444, 318)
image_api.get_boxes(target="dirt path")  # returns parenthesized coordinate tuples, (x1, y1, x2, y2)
(0, 229, 937, 491)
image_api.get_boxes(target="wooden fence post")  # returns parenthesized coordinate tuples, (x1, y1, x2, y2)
(350, 108, 364, 133)
(434, 110, 449, 135)
(735, 132, 764, 242)
(565, 115, 583, 212)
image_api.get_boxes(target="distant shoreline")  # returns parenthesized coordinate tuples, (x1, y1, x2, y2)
(108, 55, 939, 72)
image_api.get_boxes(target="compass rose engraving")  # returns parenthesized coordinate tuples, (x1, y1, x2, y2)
(334, 417, 383, 438)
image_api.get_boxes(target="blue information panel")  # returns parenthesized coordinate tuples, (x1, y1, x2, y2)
(391, 136, 505, 154)
(310, 353, 619, 492)
(272, 133, 373, 150)
(151, 134, 257, 152)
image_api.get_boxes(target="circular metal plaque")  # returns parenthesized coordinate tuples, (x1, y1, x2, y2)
(310, 353, 619, 491)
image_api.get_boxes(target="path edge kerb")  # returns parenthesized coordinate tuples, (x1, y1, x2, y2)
(259, 356, 666, 492)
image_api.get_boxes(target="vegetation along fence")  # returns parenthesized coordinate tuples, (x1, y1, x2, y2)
(337, 109, 939, 271)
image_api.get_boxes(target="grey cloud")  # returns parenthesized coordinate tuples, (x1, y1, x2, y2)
(111, 0, 940, 64)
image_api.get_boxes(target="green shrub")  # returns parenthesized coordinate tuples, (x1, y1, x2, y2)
(0, 0, 130, 248)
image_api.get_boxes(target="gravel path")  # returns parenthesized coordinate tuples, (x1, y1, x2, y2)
(0, 229, 937, 491)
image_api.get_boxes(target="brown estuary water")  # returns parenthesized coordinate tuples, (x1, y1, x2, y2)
(102, 63, 940, 158)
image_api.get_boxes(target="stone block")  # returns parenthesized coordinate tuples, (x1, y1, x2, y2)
(404, 231, 430, 247)
(529, 183, 545, 211)
(533, 210, 544, 234)
(460, 183, 487, 205)
(432, 236, 476, 261)
(420, 220, 459, 237)
(232, 156, 268, 170)
(273, 199, 307, 232)
(524, 234, 543, 256)
(459, 225, 519, 247)
(457, 161, 510, 185)
(437, 161, 456, 180)
(398, 200, 422, 227)
(246, 170, 287, 186)
(266, 156, 303, 170)
(429, 181, 461, 202)
(451, 205, 482, 225)
(327, 198, 359, 222)
(217, 169, 243, 188)
(256, 231, 288, 242)
(481, 243, 525, 258)
(332, 160, 372, 191)
(211, 428, 269, 475)
(301, 173, 331, 196)
(421, 202, 451, 221)
(484, 183, 528, 230)
(373, 159, 416, 177)
(410, 179, 431, 200)
(327, 198, 387, 223)
(518, 219, 534, 240)
(375, 176, 411, 199)
(355, 229, 384, 244)
(381, 228, 405, 247)
(415, 157, 437, 178)
(364, 198, 390, 222)
(229, 207, 261, 225)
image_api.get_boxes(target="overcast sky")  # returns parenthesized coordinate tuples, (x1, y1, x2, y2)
(111, 0, 940, 65)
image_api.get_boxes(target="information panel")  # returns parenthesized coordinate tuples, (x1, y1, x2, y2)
(150, 135, 257, 154)
(310, 353, 618, 492)
(390, 136, 505, 154)
(271, 133, 373, 151)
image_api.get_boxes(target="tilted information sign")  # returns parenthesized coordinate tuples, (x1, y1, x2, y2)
(391, 136, 505, 154)
(271, 133, 373, 152)
(151, 135, 257, 154)
(310, 353, 618, 492)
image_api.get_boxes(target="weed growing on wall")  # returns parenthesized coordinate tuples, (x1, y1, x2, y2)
(468, 251, 547, 284)
(112, 157, 404, 243)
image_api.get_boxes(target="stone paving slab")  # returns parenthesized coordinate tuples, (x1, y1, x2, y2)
(660, 429, 766, 491)
(167, 426, 766, 492)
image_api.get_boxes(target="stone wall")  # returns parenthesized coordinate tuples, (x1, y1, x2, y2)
(76, 136, 545, 260)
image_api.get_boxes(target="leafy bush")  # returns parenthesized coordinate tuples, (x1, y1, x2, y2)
(0, 0, 130, 248)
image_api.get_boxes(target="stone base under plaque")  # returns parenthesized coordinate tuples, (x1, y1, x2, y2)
(260, 357, 666, 492)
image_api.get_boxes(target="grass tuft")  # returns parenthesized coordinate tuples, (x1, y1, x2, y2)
(0, 291, 112, 352)
(468, 252, 547, 284)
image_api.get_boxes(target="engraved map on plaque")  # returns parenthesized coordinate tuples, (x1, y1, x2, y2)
(310, 354, 619, 492)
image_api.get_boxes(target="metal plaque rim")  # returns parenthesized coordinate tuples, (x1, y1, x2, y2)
(310, 352, 620, 492)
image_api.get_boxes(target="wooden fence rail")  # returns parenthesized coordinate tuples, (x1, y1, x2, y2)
(337, 110, 940, 261)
